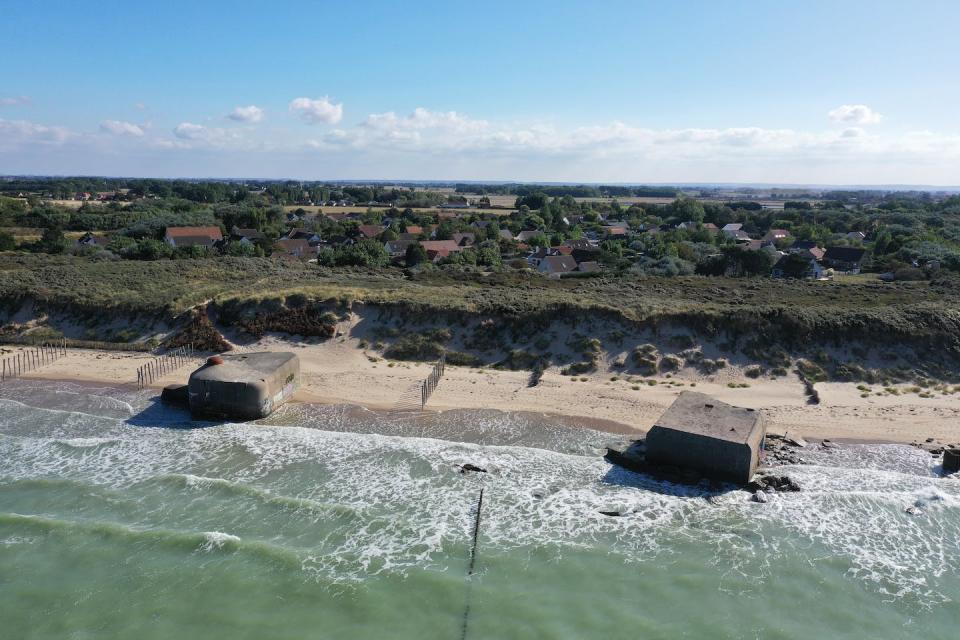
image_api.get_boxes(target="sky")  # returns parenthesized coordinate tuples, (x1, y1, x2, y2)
(2, 0, 959, 185)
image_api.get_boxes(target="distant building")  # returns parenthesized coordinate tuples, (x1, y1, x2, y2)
(822, 246, 867, 274)
(762, 229, 790, 244)
(356, 224, 385, 240)
(515, 230, 542, 243)
(537, 255, 578, 278)
(164, 226, 223, 248)
(645, 391, 766, 483)
(275, 238, 318, 259)
(846, 231, 867, 241)
(231, 227, 265, 243)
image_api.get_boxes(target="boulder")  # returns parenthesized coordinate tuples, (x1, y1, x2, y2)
(460, 463, 487, 474)
(943, 448, 960, 475)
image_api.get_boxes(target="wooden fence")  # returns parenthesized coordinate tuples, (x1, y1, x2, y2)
(137, 344, 195, 389)
(0, 339, 67, 383)
(420, 354, 446, 409)
(0, 335, 152, 352)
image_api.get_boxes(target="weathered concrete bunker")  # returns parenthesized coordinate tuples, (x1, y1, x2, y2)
(646, 391, 766, 483)
(188, 352, 299, 420)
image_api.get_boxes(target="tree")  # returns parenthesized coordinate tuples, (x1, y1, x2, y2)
(671, 197, 705, 223)
(405, 242, 428, 267)
(38, 227, 67, 254)
(0, 230, 15, 251)
(779, 252, 813, 278)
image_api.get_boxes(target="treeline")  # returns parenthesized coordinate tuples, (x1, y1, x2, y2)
(454, 183, 679, 198)
(0, 177, 449, 208)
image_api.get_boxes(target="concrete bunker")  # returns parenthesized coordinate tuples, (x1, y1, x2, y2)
(188, 351, 299, 420)
(645, 391, 766, 483)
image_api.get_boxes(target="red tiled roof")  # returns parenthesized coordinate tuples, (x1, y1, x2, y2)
(420, 240, 462, 253)
(165, 226, 223, 240)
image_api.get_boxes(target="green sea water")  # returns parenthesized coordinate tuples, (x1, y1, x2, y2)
(0, 381, 958, 639)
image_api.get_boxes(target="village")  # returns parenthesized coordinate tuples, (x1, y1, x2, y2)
(56, 192, 878, 279)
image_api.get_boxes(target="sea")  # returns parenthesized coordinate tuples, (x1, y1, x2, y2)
(0, 380, 958, 640)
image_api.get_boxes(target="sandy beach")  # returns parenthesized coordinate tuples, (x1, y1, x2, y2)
(4, 336, 959, 446)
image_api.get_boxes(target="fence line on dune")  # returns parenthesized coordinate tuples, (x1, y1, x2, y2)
(137, 344, 195, 390)
(0, 338, 68, 383)
(420, 353, 446, 410)
(0, 335, 152, 352)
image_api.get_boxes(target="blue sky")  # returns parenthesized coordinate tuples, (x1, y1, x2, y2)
(2, 0, 959, 183)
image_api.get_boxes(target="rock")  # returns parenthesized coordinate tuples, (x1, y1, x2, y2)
(752, 492, 769, 503)
(943, 448, 960, 474)
(749, 474, 801, 493)
(460, 463, 487, 474)
(925, 437, 936, 443)
(783, 432, 808, 448)
(905, 505, 923, 516)
(599, 510, 623, 517)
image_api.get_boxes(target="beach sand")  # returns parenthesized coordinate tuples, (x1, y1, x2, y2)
(5, 338, 959, 445)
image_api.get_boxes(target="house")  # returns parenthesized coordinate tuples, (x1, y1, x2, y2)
(571, 246, 601, 263)
(164, 226, 223, 248)
(274, 238, 318, 259)
(404, 225, 424, 235)
(846, 231, 867, 241)
(526, 246, 566, 267)
(728, 230, 752, 242)
(451, 232, 476, 247)
(515, 230, 542, 243)
(563, 238, 595, 250)
(357, 224, 385, 240)
(702, 223, 719, 234)
(286, 229, 322, 245)
(645, 391, 766, 483)
(498, 229, 514, 242)
(384, 239, 415, 258)
(602, 225, 628, 238)
(537, 255, 578, 278)
(823, 246, 867, 274)
(788, 240, 825, 261)
(722, 223, 743, 232)
(577, 261, 601, 273)
(231, 227, 265, 243)
(762, 229, 790, 244)
(420, 240, 463, 254)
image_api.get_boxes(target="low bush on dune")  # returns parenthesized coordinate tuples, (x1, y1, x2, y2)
(236, 307, 337, 339)
(383, 329, 451, 361)
(164, 310, 232, 352)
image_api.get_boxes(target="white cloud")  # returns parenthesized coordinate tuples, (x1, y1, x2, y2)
(173, 122, 208, 140)
(828, 104, 883, 125)
(134, 102, 147, 111)
(289, 96, 343, 124)
(100, 120, 145, 137)
(363, 107, 488, 133)
(227, 105, 264, 123)
(0, 118, 72, 147)
(171, 122, 248, 148)
(0, 96, 31, 107)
